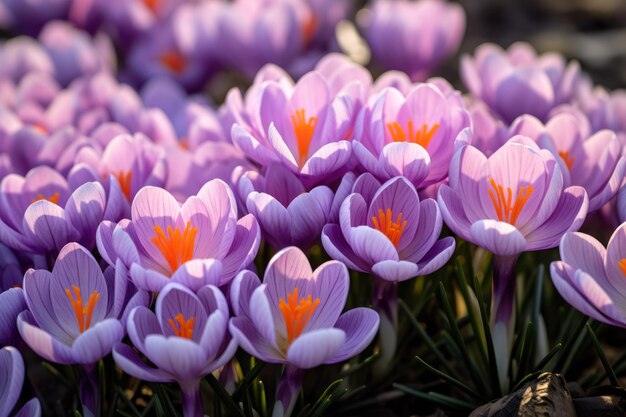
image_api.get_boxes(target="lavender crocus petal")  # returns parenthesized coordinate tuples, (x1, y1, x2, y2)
(321, 224, 370, 272)
(95, 220, 118, 267)
(0, 218, 30, 252)
(246, 192, 290, 249)
(300, 141, 352, 179)
(588, 157, 626, 212)
(437, 185, 473, 242)
(0, 288, 26, 346)
(220, 214, 261, 285)
(470, 219, 527, 256)
(0, 346, 24, 417)
(17, 310, 74, 365)
(339, 193, 368, 239)
(199, 310, 228, 360)
(204, 336, 238, 374)
(156, 283, 208, 341)
(525, 186, 588, 251)
(353, 140, 386, 179)
(231, 124, 280, 167)
(228, 317, 284, 363)
(112, 223, 140, 267)
(372, 260, 420, 282)
(603, 224, 626, 295)
(130, 264, 170, 293)
(268, 123, 298, 169)
(352, 173, 383, 206)
(329, 172, 356, 223)
(64, 182, 106, 248)
(379, 143, 431, 185)
(287, 186, 333, 248)
(71, 318, 124, 365)
(170, 259, 222, 292)
(112, 343, 173, 383)
(127, 306, 160, 353)
(13, 397, 41, 417)
(415, 237, 456, 275)
(560, 232, 606, 279)
(327, 308, 380, 363)
(22, 200, 80, 252)
(230, 270, 261, 317)
(306, 261, 349, 330)
(195, 179, 238, 259)
(350, 226, 400, 264)
(249, 285, 278, 347)
(143, 335, 208, 382)
(287, 328, 345, 369)
(400, 198, 442, 262)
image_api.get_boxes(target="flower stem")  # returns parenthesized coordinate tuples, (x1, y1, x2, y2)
(273, 365, 304, 417)
(180, 381, 203, 417)
(372, 279, 398, 377)
(79, 364, 99, 417)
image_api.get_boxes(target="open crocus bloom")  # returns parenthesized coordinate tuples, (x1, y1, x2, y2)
(229, 246, 379, 369)
(0, 347, 41, 417)
(96, 180, 260, 292)
(353, 81, 470, 188)
(551, 223, 626, 327)
(438, 137, 588, 257)
(17, 243, 148, 365)
(322, 174, 455, 282)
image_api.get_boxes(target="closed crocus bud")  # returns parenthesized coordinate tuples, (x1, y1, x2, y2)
(0, 347, 41, 417)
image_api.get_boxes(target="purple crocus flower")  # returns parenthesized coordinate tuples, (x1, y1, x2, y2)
(437, 137, 588, 387)
(0, 347, 41, 417)
(17, 242, 148, 415)
(466, 100, 507, 157)
(550, 223, 626, 327)
(353, 81, 470, 188)
(237, 164, 333, 250)
(96, 180, 260, 292)
(0, 288, 26, 347)
(230, 69, 354, 187)
(113, 283, 237, 417)
(229, 246, 379, 417)
(0, 0, 68, 36)
(0, 165, 126, 259)
(509, 112, 626, 211)
(461, 42, 581, 123)
(361, 0, 465, 81)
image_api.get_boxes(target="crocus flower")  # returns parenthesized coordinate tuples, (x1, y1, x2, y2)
(361, 0, 465, 81)
(437, 137, 588, 388)
(17, 242, 148, 415)
(238, 164, 333, 250)
(229, 246, 379, 417)
(461, 42, 580, 123)
(113, 283, 237, 417)
(0, 288, 26, 347)
(550, 223, 626, 327)
(353, 81, 470, 188)
(230, 69, 354, 187)
(509, 112, 626, 211)
(96, 180, 260, 292)
(0, 347, 41, 417)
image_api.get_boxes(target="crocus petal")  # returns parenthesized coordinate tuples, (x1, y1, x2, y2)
(246, 192, 290, 249)
(437, 185, 473, 242)
(230, 270, 261, 317)
(130, 264, 170, 293)
(327, 308, 379, 363)
(287, 186, 333, 248)
(0, 288, 26, 346)
(220, 214, 261, 285)
(416, 237, 456, 275)
(71, 318, 124, 365)
(231, 124, 280, 167)
(349, 226, 399, 265)
(470, 219, 527, 256)
(300, 141, 352, 179)
(17, 310, 74, 365)
(143, 335, 207, 382)
(22, 200, 80, 252)
(112, 343, 173, 383)
(372, 260, 419, 282)
(199, 310, 228, 360)
(604, 224, 626, 296)
(0, 346, 24, 417)
(321, 224, 370, 272)
(13, 398, 41, 417)
(287, 328, 345, 369)
(127, 306, 161, 353)
(306, 261, 349, 330)
(170, 259, 222, 292)
(229, 317, 284, 364)
(64, 182, 106, 248)
(379, 142, 431, 186)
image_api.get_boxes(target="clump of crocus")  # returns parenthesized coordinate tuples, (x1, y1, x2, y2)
(237, 163, 334, 250)
(113, 283, 237, 417)
(551, 223, 626, 327)
(96, 180, 260, 292)
(229, 247, 379, 417)
(437, 137, 588, 388)
(0, 346, 41, 417)
(360, 0, 465, 81)
(461, 42, 581, 123)
(17, 243, 149, 416)
(352, 81, 470, 189)
(322, 174, 455, 372)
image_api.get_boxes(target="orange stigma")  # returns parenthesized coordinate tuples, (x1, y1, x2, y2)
(371, 208, 408, 248)
(150, 222, 198, 274)
(387, 120, 440, 148)
(487, 178, 534, 226)
(65, 285, 101, 333)
(31, 123, 47, 135)
(558, 150, 575, 171)
(32, 193, 60, 204)
(143, 0, 159, 14)
(112, 171, 132, 201)
(301, 13, 319, 47)
(168, 313, 195, 339)
(278, 288, 320, 345)
(291, 108, 318, 167)
(159, 50, 187, 74)
(619, 259, 626, 277)
(178, 139, 189, 150)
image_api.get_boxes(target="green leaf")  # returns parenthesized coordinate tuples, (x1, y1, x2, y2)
(232, 361, 266, 400)
(336, 352, 379, 378)
(414, 355, 482, 401)
(586, 323, 620, 387)
(205, 374, 246, 417)
(392, 383, 476, 410)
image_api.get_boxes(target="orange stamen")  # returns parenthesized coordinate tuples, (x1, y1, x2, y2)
(371, 208, 408, 248)
(143, 0, 159, 14)
(31, 123, 47, 135)
(159, 50, 187, 74)
(301, 13, 319, 47)
(64, 285, 101, 333)
(278, 288, 320, 345)
(167, 313, 195, 339)
(487, 178, 534, 226)
(178, 139, 189, 150)
(558, 150, 575, 171)
(112, 171, 132, 201)
(291, 108, 318, 167)
(150, 221, 198, 274)
(386, 121, 440, 149)
(618, 259, 626, 277)
(32, 193, 60, 204)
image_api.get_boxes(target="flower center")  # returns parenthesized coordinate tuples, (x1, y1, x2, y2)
(112, 171, 132, 201)
(65, 285, 101, 333)
(387, 121, 440, 148)
(301, 13, 318, 47)
(32, 193, 60, 204)
(143, 0, 159, 14)
(150, 221, 198, 274)
(618, 259, 626, 277)
(371, 208, 407, 248)
(558, 150, 574, 171)
(178, 138, 189, 150)
(278, 288, 320, 345)
(159, 50, 187, 74)
(291, 108, 318, 167)
(168, 313, 195, 339)
(487, 178, 534, 226)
